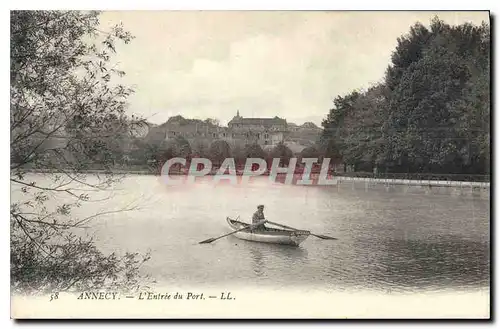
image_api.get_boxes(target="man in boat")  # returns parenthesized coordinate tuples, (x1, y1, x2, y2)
(251, 205, 268, 231)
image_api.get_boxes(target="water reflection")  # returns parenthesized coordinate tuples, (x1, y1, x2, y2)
(378, 236, 490, 291)
(231, 237, 309, 280)
(250, 248, 265, 277)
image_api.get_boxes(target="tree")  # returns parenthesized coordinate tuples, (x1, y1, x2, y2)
(320, 17, 490, 177)
(244, 143, 266, 159)
(340, 84, 388, 171)
(208, 140, 231, 166)
(10, 10, 150, 295)
(231, 144, 246, 167)
(320, 91, 360, 166)
(168, 136, 192, 159)
(385, 21, 432, 92)
(300, 146, 320, 159)
(382, 18, 490, 174)
(318, 138, 342, 167)
(204, 118, 220, 127)
(269, 142, 293, 166)
(191, 139, 210, 158)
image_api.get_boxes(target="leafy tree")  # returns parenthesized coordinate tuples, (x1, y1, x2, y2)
(243, 143, 266, 159)
(204, 118, 220, 127)
(383, 18, 490, 175)
(168, 136, 192, 159)
(269, 142, 293, 166)
(341, 84, 388, 170)
(299, 146, 320, 159)
(320, 91, 360, 166)
(10, 10, 150, 295)
(165, 115, 188, 125)
(191, 139, 210, 158)
(385, 42, 470, 171)
(385, 21, 432, 92)
(320, 17, 490, 177)
(231, 144, 246, 167)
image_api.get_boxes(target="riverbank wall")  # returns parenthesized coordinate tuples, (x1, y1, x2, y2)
(336, 176, 489, 188)
(334, 176, 489, 199)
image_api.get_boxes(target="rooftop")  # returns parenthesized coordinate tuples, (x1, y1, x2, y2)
(229, 114, 286, 126)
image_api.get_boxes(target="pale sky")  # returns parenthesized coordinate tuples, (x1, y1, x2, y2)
(99, 11, 489, 126)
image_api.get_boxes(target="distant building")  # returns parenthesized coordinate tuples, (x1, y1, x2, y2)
(287, 121, 322, 147)
(144, 111, 322, 153)
(227, 110, 287, 146)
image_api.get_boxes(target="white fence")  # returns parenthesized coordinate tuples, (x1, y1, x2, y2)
(336, 176, 490, 188)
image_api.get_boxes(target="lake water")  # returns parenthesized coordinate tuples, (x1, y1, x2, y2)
(13, 174, 490, 294)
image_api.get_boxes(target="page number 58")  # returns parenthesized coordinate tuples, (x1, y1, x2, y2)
(49, 292, 59, 302)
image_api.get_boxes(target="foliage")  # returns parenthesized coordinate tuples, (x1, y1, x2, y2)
(164, 115, 219, 127)
(209, 140, 231, 165)
(191, 139, 210, 158)
(269, 142, 293, 166)
(320, 17, 490, 176)
(204, 118, 220, 127)
(231, 144, 246, 166)
(299, 146, 321, 159)
(167, 136, 192, 159)
(243, 143, 266, 160)
(10, 10, 150, 295)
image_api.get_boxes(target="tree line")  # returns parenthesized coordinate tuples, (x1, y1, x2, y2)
(320, 17, 490, 178)
(130, 135, 315, 169)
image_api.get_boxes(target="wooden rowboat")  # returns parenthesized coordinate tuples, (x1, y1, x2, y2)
(226, 217, 310, 246)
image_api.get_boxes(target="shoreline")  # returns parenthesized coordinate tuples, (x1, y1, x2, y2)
(15, 168, 490, 189)
(335, 176, 489, 188)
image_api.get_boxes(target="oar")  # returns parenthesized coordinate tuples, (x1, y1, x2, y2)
(199, 219, 261, 244)
(266, 220, 338, 240)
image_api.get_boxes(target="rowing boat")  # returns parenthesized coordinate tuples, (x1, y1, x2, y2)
(226, 217, 310, 246)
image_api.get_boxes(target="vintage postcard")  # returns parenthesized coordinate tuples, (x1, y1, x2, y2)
(10, 10, 490, 319)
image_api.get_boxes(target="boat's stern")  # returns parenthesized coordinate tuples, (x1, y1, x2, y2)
(290, 230, 311, 246)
